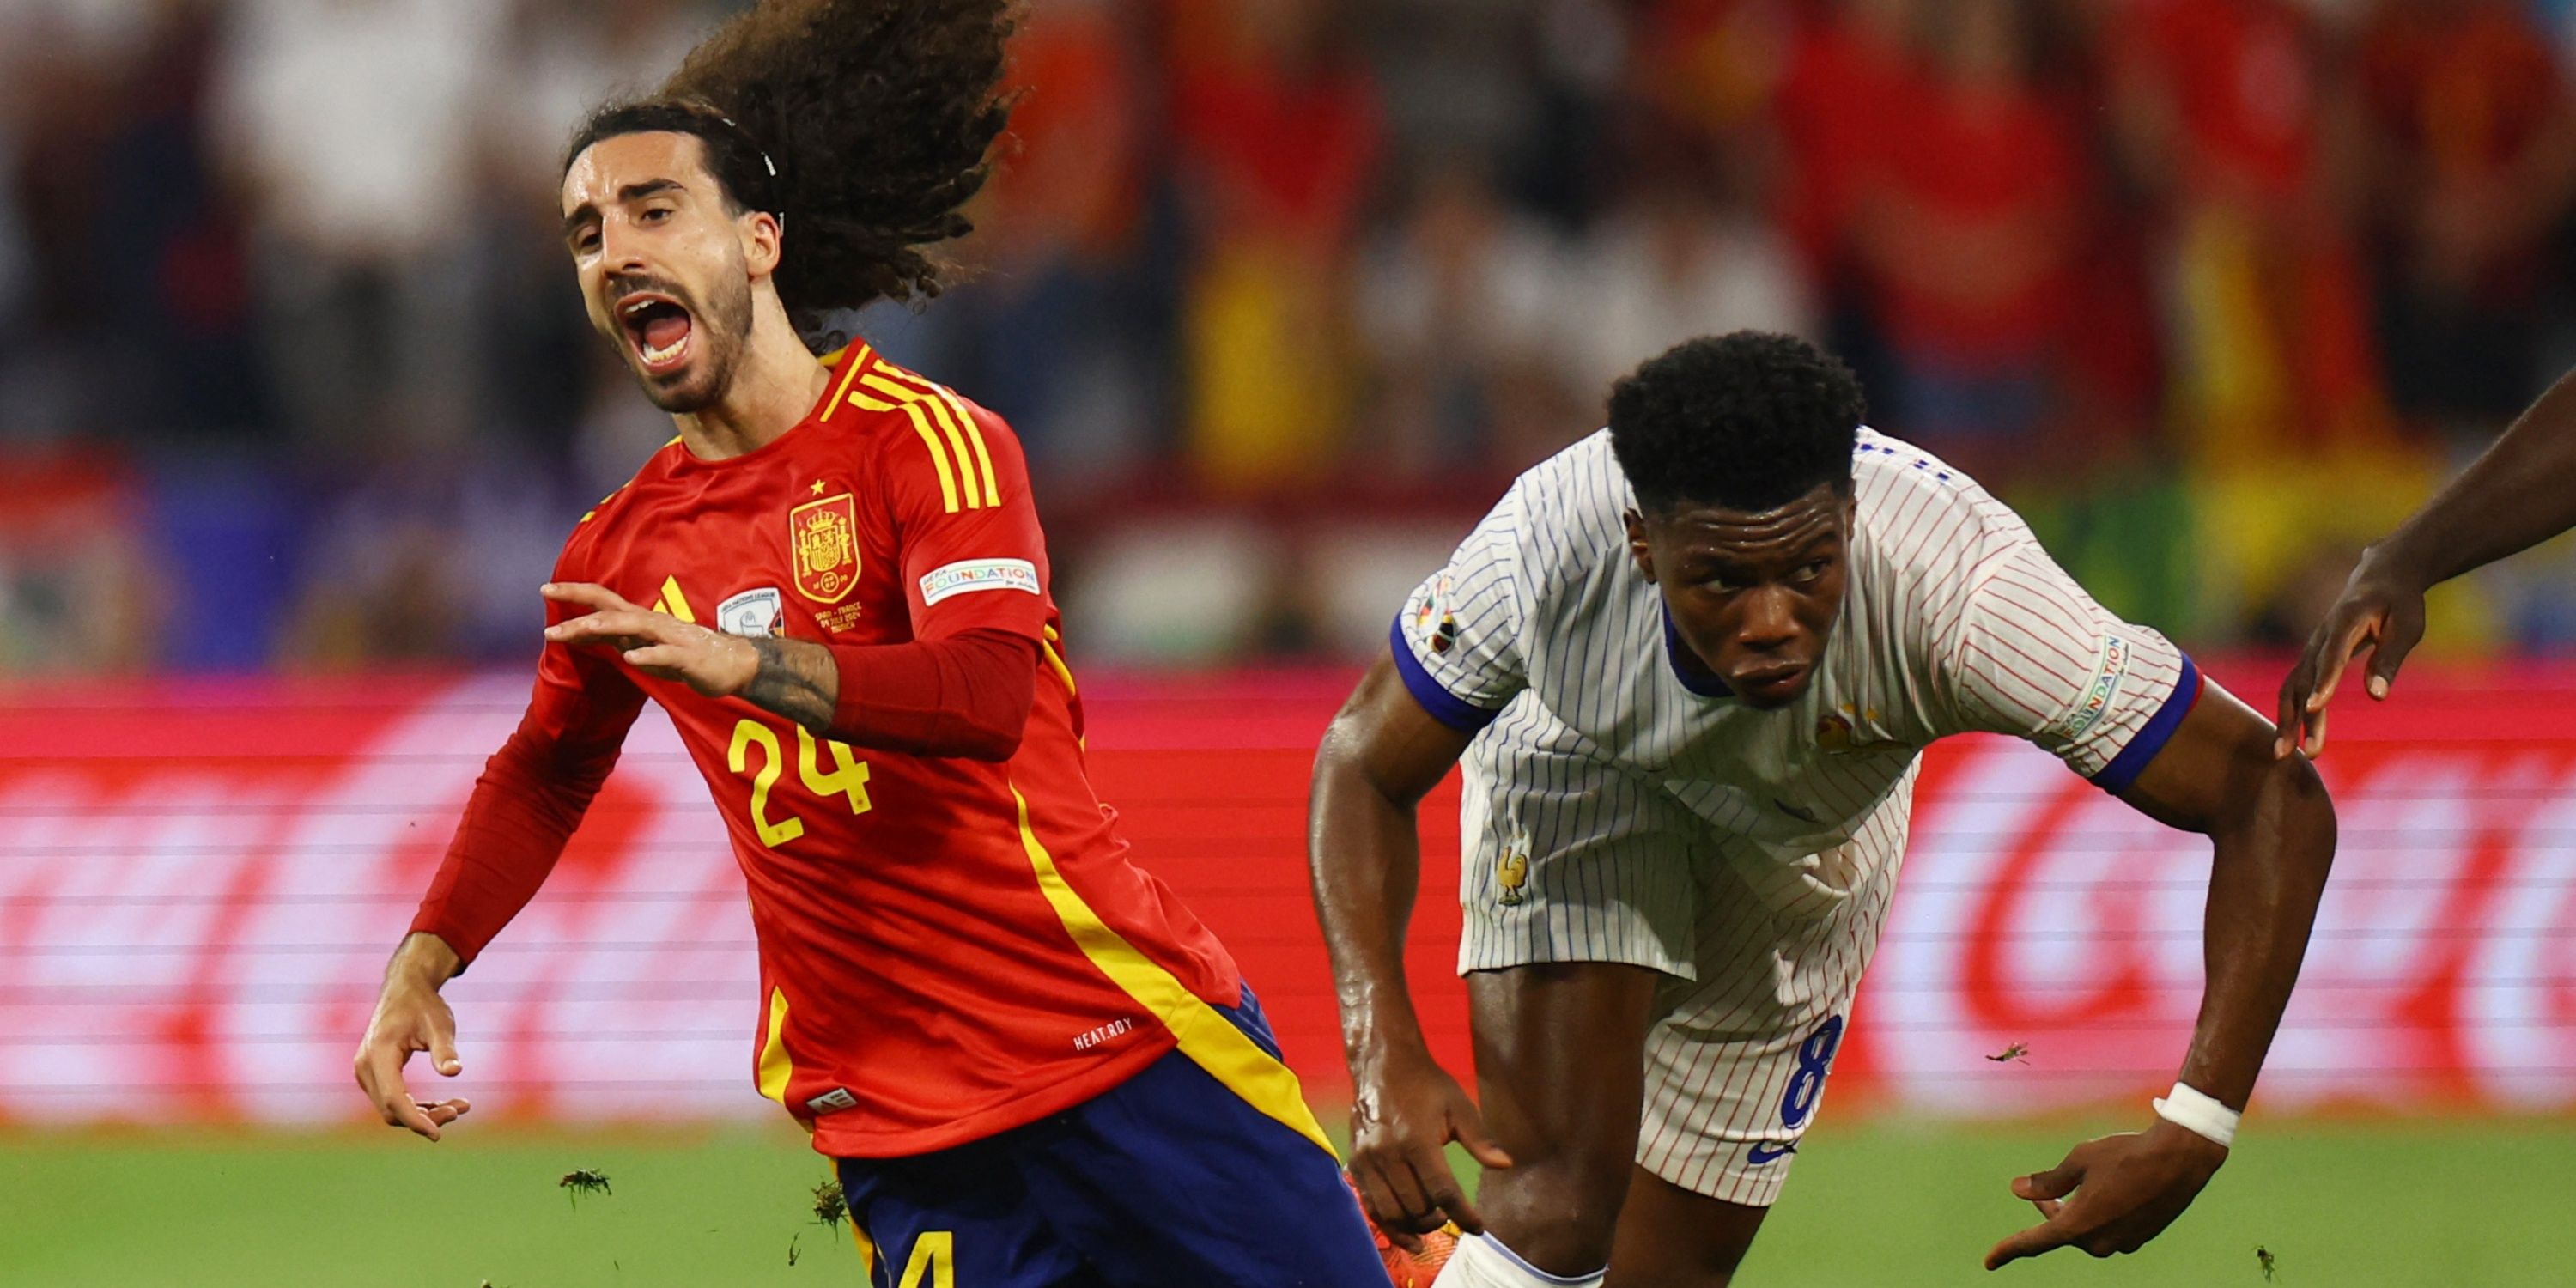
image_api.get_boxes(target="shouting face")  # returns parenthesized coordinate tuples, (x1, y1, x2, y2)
(561, 131, 766, 413)
(1629, 483, 1854, 709)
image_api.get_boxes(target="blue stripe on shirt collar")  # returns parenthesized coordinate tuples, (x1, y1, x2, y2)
(1388, 617, 1505, 732)
(2091, 653, 2202, 794)
(1664, 605, 1734, 699)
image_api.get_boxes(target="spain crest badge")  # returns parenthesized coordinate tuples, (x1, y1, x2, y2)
(788, 491, 861, 604)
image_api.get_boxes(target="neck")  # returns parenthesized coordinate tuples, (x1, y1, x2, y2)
(672, 303, 831, 459)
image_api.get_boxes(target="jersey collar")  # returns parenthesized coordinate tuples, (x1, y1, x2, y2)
(1663, 605, 1735, 699)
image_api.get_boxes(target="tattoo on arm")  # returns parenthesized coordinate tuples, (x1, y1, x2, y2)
(742, 637, 841, 732)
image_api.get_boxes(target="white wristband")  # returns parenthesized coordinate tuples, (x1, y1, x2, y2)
(2151, 1082, 2240, 1149)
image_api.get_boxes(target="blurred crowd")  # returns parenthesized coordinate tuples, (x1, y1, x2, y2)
(11, 0, 2576, 671)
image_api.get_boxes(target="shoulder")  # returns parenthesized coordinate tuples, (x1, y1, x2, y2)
(557, 435, 691, 574)
(1501, 429, 1633, 560)
(1849, 429, 2032, 574)
(826, 345, 1022, 516)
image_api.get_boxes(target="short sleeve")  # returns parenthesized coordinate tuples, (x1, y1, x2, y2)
(878, 382, 1048, 643)
(1929, 521, 2202, 792)
(1390, 482, 1532, 732)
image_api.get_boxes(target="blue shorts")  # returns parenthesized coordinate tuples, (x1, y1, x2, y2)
(834, 987, 1387, 1287)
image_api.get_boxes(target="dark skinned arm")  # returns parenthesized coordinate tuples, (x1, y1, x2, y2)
(1309, 653, 1514, 1250)
(1987, 678, 2336, 1270)
(2279, 370, 2576, 756)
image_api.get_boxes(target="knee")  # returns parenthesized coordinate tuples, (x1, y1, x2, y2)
(1475, 1154, 1631, 1274)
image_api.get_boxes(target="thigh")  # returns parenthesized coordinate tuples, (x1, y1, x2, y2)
(1458, 749, 1705, 980)
(1023, 987, 1392, 1288)
(1466, 960, 1666, 1274)
(1605, 1167, 1770, 1287)
(835, 1146, 1097, 1288)
(1634, 821, 1904, 1212)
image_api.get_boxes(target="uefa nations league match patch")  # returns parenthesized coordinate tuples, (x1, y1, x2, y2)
(919, 558, 1041, 605)
(717, 586, 787, 639)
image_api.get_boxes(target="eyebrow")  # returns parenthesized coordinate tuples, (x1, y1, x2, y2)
(562, 179, 687, 238)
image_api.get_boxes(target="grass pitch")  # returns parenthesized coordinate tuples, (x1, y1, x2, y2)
(2, 1118, 2569, 1285)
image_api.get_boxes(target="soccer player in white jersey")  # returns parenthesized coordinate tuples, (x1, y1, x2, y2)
(1310, 333, 2339, 1285)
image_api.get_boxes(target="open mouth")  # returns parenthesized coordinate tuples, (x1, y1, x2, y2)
(617, 293, 696, 375)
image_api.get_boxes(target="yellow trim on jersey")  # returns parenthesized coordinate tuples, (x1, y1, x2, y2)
(1041, 624, 1076, 699)
(864, 370, 985, 510)
(756, 987, 794, 1104)
(849, 392, 898, 414)
(1008, 786, 1335, 1157)
(874, 363, 1001, 507)
(939, 387, 1002, 508)
(655, 576, 696, 624)
(888, 399, 963, 513)
(821, 343, 875, 422)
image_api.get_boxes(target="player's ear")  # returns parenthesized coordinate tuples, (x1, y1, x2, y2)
(1624, 508, 1657, 580)
(740, 209, 783, 279)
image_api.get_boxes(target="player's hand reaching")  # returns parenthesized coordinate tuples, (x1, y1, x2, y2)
(354, 933, 472, 1142)
(543, 581, 759, 698)
(1347, 1045, 1514, 1252)
(2274, 550, 2428, 760)
(1982, 1118, 2227, 1271)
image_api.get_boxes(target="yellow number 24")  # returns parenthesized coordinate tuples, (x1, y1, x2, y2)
(728, 719, 873, 847)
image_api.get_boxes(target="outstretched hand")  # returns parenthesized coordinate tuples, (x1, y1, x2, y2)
(2274, 556, 2427, 760)
(543, 582, 759, 697)
(1984, 1119, 2226, 1270)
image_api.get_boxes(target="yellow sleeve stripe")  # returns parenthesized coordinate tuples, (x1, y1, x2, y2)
(1040, 624, 1075, 698)
(896, 398, 963, 513)
(756, 987, 794, 1104)
(860, 373, 975, 512)
(873, 363, 1001, 508)
(937, 386, 1002, 508)
(1010, 786, 1336, 1158)
(819, 343, 874, 423)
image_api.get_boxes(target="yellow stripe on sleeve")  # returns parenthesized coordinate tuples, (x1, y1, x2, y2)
(873, 364, 1000, 508)
(935, 386, 1001, 508)
(1009, 786, 1335, 1157)
(895, 402, 962, 513)
(756, 987, 794, 1104)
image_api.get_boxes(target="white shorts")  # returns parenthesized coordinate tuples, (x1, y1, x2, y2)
(1458, 755, 1914, 1207)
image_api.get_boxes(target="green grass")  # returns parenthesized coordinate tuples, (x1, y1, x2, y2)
(1, 1118, 2570, 1285)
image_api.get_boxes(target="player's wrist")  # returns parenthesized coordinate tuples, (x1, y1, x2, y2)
(387, 933, 462, 990)
(2148, 1082, 2239, 1153)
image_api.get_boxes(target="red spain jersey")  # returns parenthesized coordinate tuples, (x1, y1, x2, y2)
(526, 343, 1253, 1157)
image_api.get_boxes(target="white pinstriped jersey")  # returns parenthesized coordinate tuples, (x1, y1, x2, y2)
(1394, 428, 2200, 939)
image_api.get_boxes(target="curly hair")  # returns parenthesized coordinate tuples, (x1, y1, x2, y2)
(1606, 331, 1866, 515)
(564, 0, 1018, 327)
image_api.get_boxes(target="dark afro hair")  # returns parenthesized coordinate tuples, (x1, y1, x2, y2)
(564, 0, 1018, 335)
(1605, 331, 1866, 515)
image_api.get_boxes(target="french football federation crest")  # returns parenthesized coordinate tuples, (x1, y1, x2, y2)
(789, 492, 861, 604)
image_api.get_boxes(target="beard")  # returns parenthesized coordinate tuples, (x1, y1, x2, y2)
(617, 268, 756, 415)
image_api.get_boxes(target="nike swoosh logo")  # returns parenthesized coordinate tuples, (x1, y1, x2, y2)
(1746, 1140, 1798, 1164)
(1773, 799, 1819, 823)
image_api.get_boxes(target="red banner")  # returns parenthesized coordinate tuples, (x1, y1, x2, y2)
(2, 661, 2571, 1125)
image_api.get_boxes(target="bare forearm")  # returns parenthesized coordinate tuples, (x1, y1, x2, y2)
(2178, 758, 2336, 1109)
(1309, 749, 1435, 1063)
(2379, 370, 2576, 587)
(742, 636, 841, 732)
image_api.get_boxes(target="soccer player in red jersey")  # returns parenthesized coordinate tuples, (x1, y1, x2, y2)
(349, 3, 1396, 1283)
